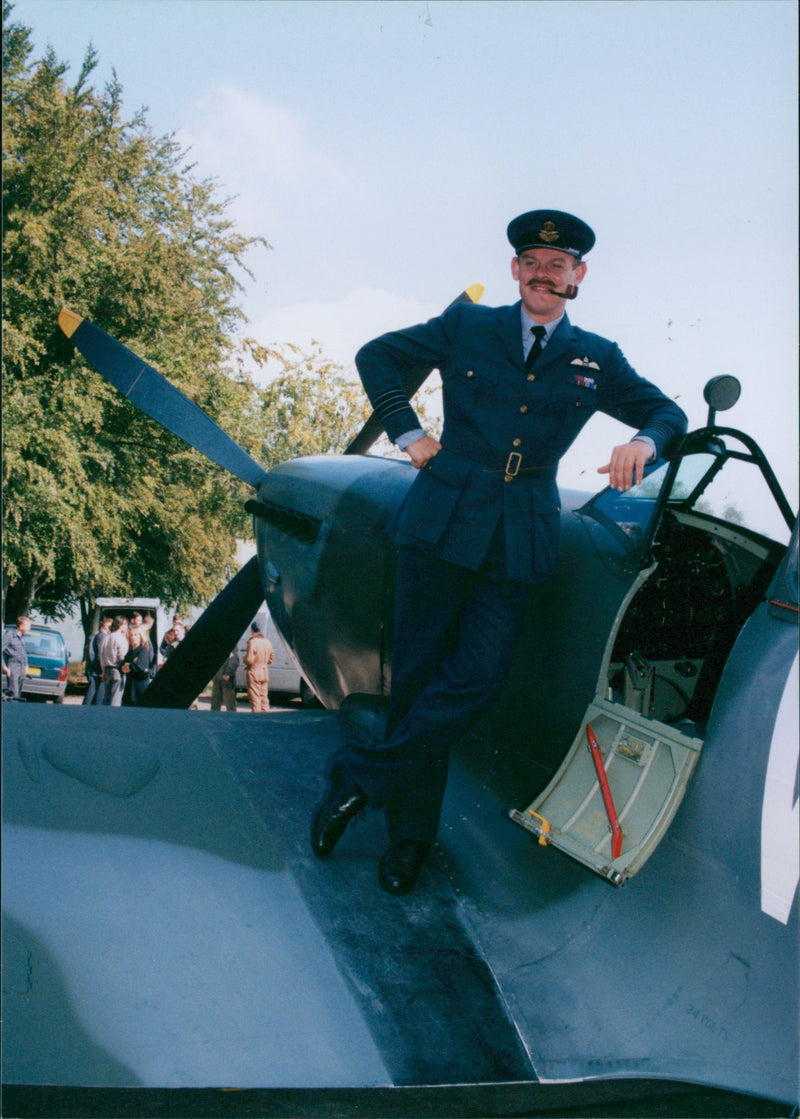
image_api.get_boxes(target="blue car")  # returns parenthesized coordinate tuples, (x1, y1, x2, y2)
(3, 624, 69, 702)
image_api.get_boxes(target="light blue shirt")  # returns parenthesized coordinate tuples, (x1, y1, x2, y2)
(521, 307, 564, 360)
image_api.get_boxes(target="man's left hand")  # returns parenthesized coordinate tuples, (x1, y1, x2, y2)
(597, 440, 652, 491)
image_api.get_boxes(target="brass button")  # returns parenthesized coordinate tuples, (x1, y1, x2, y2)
(527, 373, 536, 381)
(466, 370, 474, 378)
(520, 405, 528, 413)
(574, 401, 581, 408)
(512, 438, 521, 447)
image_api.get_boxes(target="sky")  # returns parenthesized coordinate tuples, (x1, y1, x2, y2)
(10, 0, 799, 542)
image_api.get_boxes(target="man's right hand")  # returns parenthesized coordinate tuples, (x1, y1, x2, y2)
(405, 435, 442, 469)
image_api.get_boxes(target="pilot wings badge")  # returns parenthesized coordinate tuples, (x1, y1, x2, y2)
(570, 356, 601, 371)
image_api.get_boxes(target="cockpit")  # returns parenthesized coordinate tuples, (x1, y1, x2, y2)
(589, 444, 789, 733)
(511, 378, 797, 883)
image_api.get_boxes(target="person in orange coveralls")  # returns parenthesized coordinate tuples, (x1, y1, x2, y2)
(244, 621, 273, 712)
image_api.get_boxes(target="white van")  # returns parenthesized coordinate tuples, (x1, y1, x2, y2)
(92, 597, 170, 660)
(235, 607, 317, 706)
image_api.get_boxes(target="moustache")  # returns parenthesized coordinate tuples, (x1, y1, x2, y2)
(527, 280, 579, 300)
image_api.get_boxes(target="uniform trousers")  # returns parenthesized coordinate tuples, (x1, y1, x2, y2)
(343, 523, 529, 845)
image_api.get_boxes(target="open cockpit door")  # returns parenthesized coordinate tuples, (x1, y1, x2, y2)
(510, 562, 704, 885)
(511, 377, 794, 883)
(510, 701, 703, 885)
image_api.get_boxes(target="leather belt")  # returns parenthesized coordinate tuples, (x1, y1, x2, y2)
(434, 446, 557, 483)
(482, 452, 557, 482)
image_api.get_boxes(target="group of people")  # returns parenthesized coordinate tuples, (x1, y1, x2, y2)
(4, 606, 276, 711)
(84, 611, 273, 712)
(84, 610, 161, 706)
(4, 604, 276, 710)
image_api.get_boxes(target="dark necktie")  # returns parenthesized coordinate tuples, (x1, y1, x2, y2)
(525, 325, 546, 370)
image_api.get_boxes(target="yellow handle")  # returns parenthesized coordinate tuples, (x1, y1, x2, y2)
(527, 809, 551, 846)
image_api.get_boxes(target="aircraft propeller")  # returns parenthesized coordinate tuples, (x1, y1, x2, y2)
(136, 555, 264, 709)
(58, 283, 484, 707)
(58, 310, 268, 487)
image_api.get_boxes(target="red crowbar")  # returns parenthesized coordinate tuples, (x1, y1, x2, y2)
(586, 723, 623, 859)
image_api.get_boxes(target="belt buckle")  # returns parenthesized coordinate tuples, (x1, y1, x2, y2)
(504, 451, 522, 481)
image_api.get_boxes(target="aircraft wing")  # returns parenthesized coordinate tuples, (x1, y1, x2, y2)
(3, 701, 795, 1115)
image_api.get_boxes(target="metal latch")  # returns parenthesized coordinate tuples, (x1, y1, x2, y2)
(508, 807, 551, 845)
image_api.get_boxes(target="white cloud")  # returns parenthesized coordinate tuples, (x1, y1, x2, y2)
(178, 85, 357, 233)
(246, 285, 439, 375)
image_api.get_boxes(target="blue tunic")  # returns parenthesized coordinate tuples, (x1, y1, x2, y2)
(357, 301, 688, 584)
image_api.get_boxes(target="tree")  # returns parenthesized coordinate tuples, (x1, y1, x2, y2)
(249, 342, 380, 465)
(2, 5, 436, 652)
(250, 339, 442, 468)
(2, 4, 267, 636)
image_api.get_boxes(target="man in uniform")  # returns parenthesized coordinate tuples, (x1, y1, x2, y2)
(311, 209, 688, 895)
(244, 621, 273, 713)
(3, 615, 31, 701)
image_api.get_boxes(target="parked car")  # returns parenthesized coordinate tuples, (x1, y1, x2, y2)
(235, 609, 318, 706)
(3, 624, 69, 703)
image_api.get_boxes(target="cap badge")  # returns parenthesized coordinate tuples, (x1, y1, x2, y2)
(538, 221, 560, 243)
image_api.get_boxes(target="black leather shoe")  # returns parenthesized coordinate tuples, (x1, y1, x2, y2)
(310, 764, 368, 858)
(378, 840, 431, 895)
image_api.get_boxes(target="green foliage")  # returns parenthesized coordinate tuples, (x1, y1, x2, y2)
(254, 343, 373, 465)
(2, 3, 267, 622)
(251, 340, 441, 465)
(1, 3, 434, 638)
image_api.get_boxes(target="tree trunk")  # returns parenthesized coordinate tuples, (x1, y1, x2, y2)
(78, 594, 97, 663)
(3, 574, 41, 624)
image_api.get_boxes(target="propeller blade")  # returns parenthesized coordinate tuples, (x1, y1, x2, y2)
(344, 283, 484, 456)
(59, 309, 268, 487)
(138, 555, 264, 708)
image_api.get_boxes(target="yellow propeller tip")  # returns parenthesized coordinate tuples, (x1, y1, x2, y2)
(465, 283, 485, 304)
(58, 308, 83, 338)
